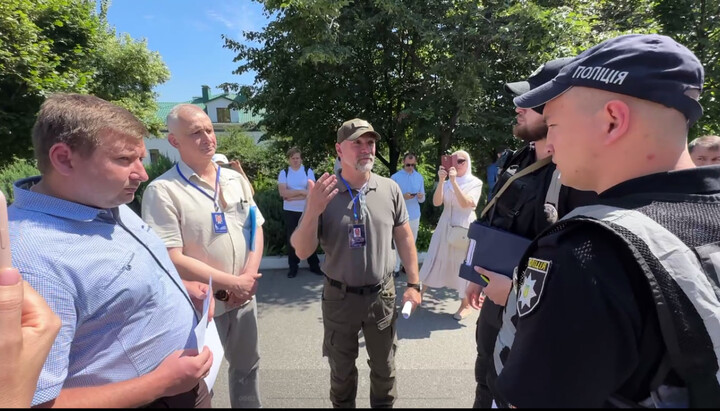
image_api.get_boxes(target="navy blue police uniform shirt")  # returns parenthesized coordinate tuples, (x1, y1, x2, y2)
(494, 166, 720, 407)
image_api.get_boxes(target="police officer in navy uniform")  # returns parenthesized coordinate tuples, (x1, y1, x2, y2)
(468, 58, 598, 408)
(474, 34, 720, 407)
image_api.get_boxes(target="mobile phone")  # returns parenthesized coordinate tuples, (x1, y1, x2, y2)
(220, 163, 233, 168)
(441, 154, 457, 170)
(1, 190, 13, 269)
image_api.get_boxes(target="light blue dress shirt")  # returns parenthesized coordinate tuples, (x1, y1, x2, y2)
(9, 177, 198, 406)
(390, 169, 425, 220)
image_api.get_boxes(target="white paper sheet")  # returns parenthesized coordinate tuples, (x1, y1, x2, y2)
(203, 320, 225, 392)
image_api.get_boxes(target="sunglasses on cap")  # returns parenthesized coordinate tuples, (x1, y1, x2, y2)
(404, 163, 416, 168)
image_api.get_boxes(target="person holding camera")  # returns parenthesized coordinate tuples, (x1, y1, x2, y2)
(390, 153, 425, 277)
(419, 150, 483, 320)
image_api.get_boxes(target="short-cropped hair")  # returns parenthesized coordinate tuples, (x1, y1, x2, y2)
(32, 93, 147, 173)
(689, 135, 720, 153)
(287, 147, 302, 158)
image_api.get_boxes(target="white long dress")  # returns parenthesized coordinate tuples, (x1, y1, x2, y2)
(419, 175, 483, 294)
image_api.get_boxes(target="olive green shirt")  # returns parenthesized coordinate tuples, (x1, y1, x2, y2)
(315, 172, 408, 286)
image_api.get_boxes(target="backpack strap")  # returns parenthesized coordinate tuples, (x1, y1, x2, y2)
(285, 166, 310, 177)
(544, 168, 562, 206)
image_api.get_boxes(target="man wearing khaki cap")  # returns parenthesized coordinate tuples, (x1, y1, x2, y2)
(292, 118, 423, 407)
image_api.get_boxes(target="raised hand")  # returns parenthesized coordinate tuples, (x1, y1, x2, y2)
(0, 271, 62, 408)
(438, 166, 448, 180)
(305, 173, 338, 215)
(448, 167, 457, 183)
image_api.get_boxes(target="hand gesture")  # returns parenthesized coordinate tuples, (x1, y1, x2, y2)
(153, 347, 213, 397)
(228, 271, 262, 301)
(416, 192, 424, 200)
(401, 288, 422, 315)
(472, 266, 513, 307)
(448, 167, 457, 183)
(0, 271, 61, 407)
(305, 173, 339, 216)
(229, 159, 244, 174)
(466, 282, 484, 310)
(438, 166, 448, 180)
(184, 280, 215, 322)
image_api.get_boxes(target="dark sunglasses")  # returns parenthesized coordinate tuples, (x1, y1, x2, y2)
(404, 163, 416, 168)
(457, 159, 467, 165)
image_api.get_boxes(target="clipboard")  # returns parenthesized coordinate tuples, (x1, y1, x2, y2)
(458, 222, 532, 286)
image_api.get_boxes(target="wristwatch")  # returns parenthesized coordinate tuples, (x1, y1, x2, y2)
(406, 281, 422, 292)
(214, 289, 230, 302)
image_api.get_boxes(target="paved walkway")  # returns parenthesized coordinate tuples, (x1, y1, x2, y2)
(211, 268, 479, 408)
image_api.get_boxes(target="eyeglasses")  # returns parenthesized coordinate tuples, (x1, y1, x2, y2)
(457, 159, 467, 165)
(404, 163, 416, 168)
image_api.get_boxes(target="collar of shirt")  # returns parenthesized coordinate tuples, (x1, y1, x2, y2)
(13, 176, 113, 222)
(335, 171, 379, 193)
(600, 166, 720, 199)
(177, 159, 222, 189)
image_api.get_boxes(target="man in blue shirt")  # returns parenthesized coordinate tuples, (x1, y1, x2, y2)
(390, 153, 425, 276)
(9, 94, 213, 408)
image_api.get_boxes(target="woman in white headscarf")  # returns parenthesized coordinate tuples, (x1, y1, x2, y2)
(419, 150, 484, 320)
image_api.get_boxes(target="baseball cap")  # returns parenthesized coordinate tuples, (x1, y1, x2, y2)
(211, 153, 229, 164)
(504, 57, 574, 96)
(337, 118, 381, 143)
(514, 34, 704, 125)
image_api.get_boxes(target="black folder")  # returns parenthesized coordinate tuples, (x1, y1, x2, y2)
(458, 222, 532, 286)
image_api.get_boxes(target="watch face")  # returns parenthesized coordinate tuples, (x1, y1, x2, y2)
(214, 290, 229, 301)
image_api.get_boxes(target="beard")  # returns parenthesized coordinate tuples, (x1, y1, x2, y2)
(355, 156, 375, 173)
(513, 121, 548, 143)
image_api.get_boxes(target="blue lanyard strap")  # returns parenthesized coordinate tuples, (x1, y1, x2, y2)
(338, 174, 362, 222)
(176, 164, 222, 210)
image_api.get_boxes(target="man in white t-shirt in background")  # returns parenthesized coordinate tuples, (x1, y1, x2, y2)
(278, 147, 323, 278)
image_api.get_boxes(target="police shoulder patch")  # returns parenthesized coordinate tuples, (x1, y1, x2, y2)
(517, 257, 552, 317)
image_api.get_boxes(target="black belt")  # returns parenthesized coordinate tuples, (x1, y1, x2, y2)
(324, 275, 384, 295)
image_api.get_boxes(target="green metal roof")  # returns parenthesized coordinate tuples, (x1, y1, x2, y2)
(154, 93, 261, 124)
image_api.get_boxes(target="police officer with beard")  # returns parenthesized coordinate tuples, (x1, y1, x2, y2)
(467, 58, 598, 408)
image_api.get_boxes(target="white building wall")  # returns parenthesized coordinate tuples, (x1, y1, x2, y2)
(205, 97, 236, 123)
(142, 138, 180, 166)
(142, 131, 265, 166)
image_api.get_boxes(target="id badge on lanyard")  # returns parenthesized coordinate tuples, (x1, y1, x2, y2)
(212, 212, 228, 233)
(348, 223, 366, 248)
(176, 164, 228, 234)
(339, 175, 368, 249)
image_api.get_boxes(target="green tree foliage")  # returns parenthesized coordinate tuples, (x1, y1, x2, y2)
(0, 157, 39, 204)
(0, 0, 169, 165)
(223, 0, 719, 177)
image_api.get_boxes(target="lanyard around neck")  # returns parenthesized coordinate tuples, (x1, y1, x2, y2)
(338, 174, 365, 222)
(176, 164, 222, 210)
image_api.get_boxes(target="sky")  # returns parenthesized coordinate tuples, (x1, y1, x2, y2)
(105, 0, 273, 102)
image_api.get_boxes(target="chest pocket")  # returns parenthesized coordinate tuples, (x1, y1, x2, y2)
(490, 171, 538, 233)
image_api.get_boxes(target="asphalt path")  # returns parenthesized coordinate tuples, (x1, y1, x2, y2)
(210, 268, 479, 408)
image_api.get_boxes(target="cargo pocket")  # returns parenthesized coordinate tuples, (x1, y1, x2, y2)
(374, 281, 397, 331)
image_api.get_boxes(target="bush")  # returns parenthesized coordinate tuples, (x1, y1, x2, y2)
(0, 158, 40, 204)
(129, 153, 176, 215)
(253, 183, 287, 256)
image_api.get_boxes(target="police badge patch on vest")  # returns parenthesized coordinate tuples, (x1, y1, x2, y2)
(517, 257, 552, 317)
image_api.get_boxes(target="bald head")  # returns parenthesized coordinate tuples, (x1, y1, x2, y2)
(167, 104, 208, 133)
(565, 87, 688, 142)
(543, 86, 695, 193)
